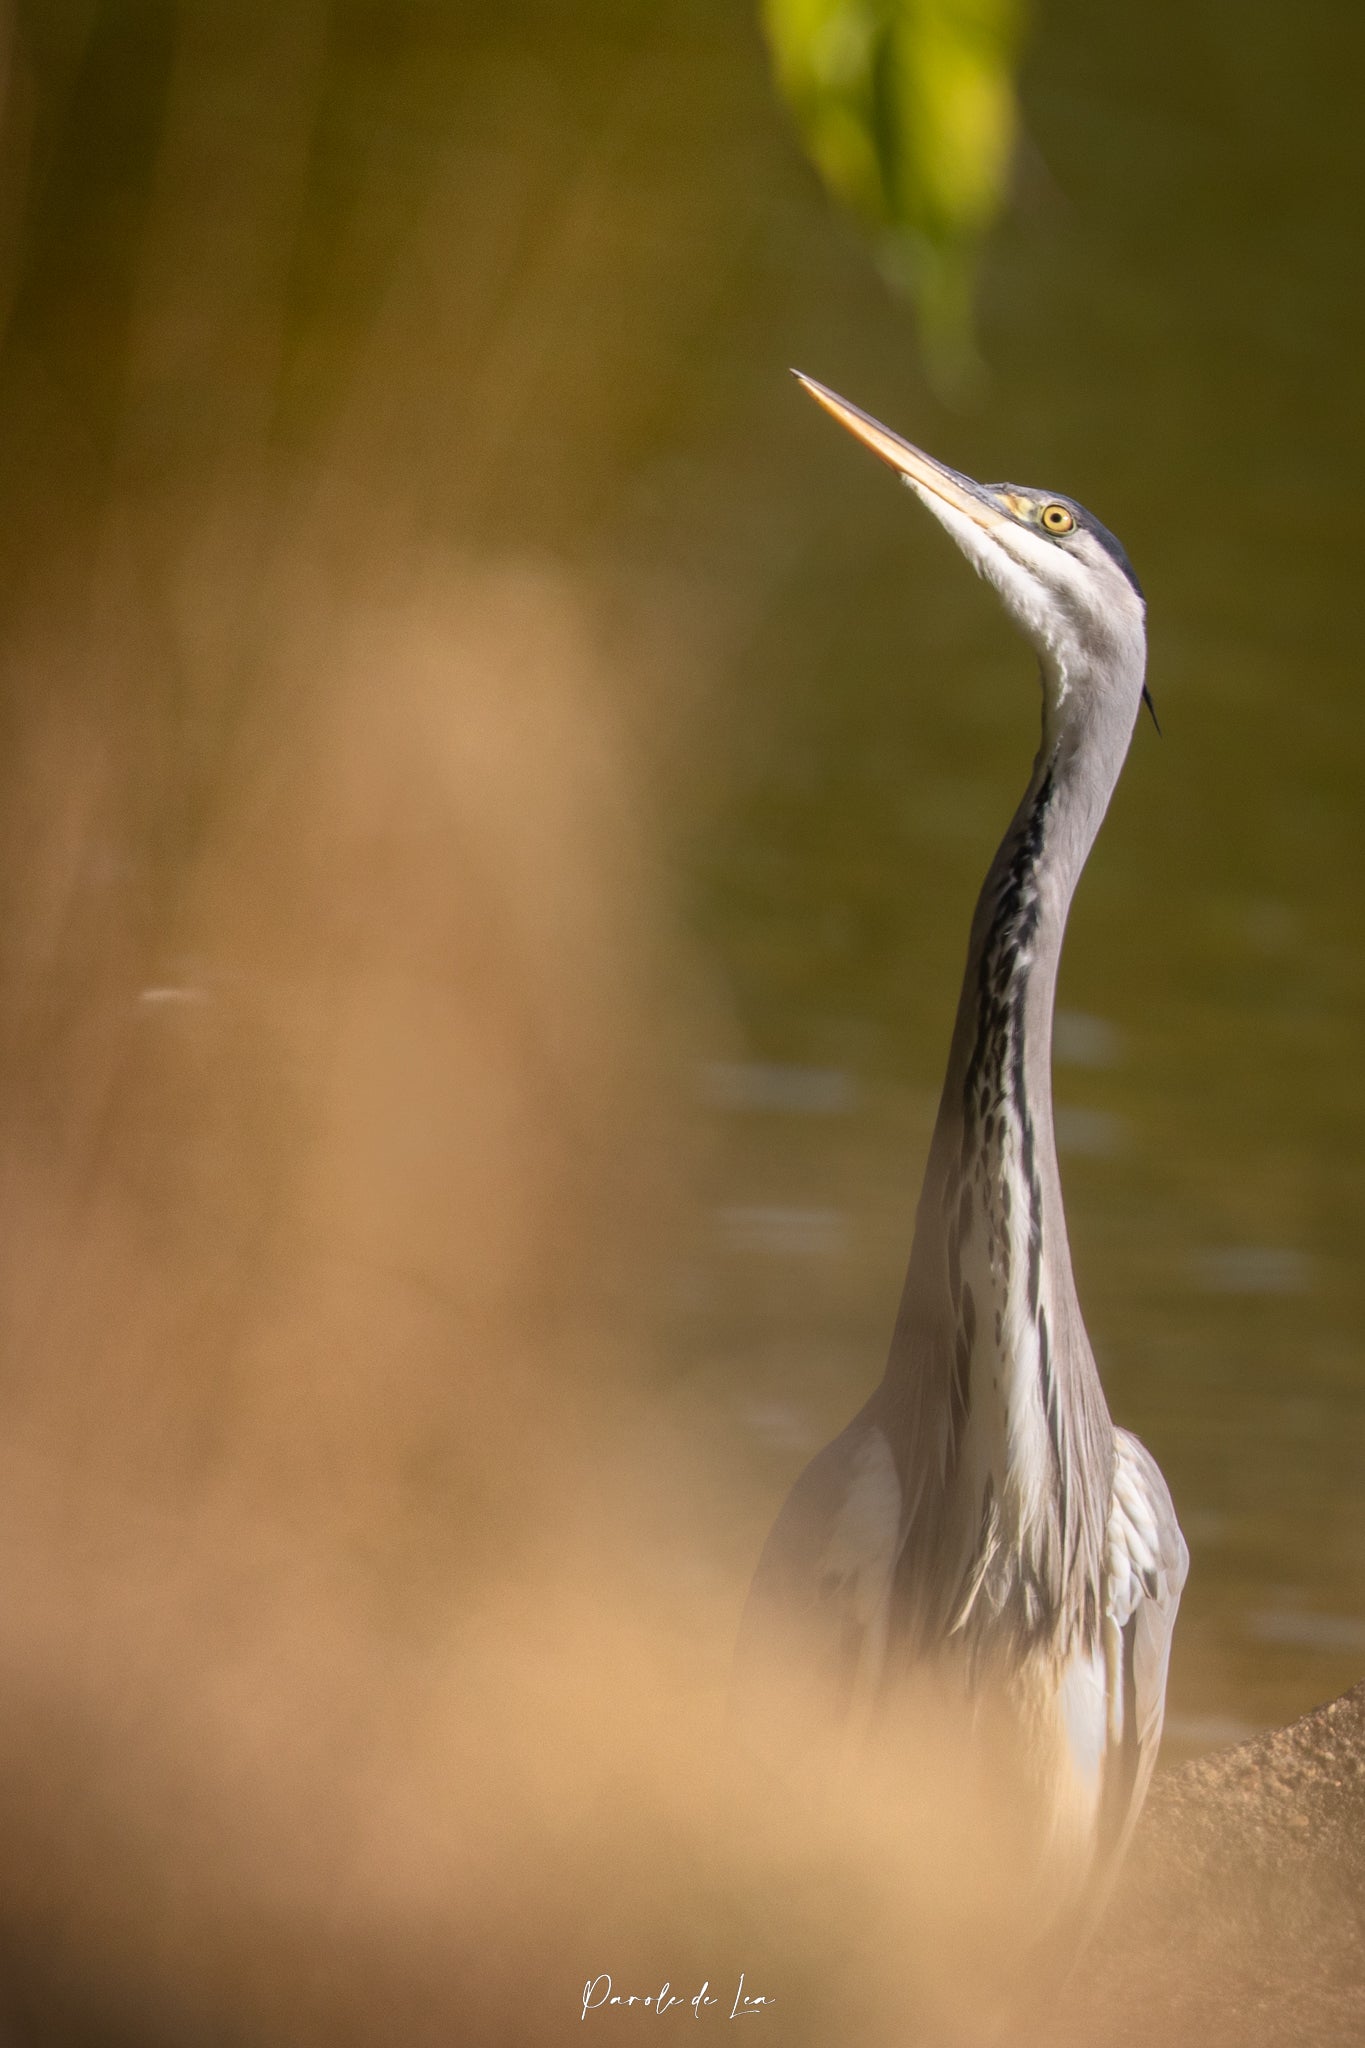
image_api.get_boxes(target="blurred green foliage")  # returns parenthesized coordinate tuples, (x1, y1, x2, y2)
(760, 0, 1026, 391)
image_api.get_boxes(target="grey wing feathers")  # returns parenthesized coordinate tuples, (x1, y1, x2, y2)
(732, 1416, 902, 1764)
(1100, 1427, 1189, 1861)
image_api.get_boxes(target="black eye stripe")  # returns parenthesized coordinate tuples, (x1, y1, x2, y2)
(988, 482, 1144, 596)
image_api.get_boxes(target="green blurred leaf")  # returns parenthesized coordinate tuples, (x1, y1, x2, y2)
(761, 0, 1026, 394)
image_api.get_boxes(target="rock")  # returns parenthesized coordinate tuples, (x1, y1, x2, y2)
(1051, 1682, 1365, 2046)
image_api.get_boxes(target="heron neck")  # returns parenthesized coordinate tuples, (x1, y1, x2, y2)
(946, 692, 1137, 1301)
(881, 688, 1136, 1513)
(953, 740, 1081, 1325)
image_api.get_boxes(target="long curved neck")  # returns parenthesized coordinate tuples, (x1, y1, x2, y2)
(943, 727, 1102, 1337)
(881, 676, 1141, 1533)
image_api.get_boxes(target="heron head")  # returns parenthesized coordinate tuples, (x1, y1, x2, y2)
(794, 373, 1148, 729)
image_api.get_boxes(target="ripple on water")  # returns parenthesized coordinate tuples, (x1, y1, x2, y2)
(1189, 1248, 1311, 1297)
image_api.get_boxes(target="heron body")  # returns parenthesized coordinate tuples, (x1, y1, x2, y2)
(735, 377, 1187, 1900)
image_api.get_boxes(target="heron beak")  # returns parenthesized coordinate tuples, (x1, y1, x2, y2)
(792, 372, 1005, 533)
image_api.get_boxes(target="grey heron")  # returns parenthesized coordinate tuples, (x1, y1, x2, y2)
(735, 374, 1188, 1907)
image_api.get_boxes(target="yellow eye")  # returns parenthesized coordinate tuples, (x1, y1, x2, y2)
(1041, 504, 1075, 535)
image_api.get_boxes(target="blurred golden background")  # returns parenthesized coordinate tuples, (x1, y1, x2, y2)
(0, 1, 1361, 2040)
